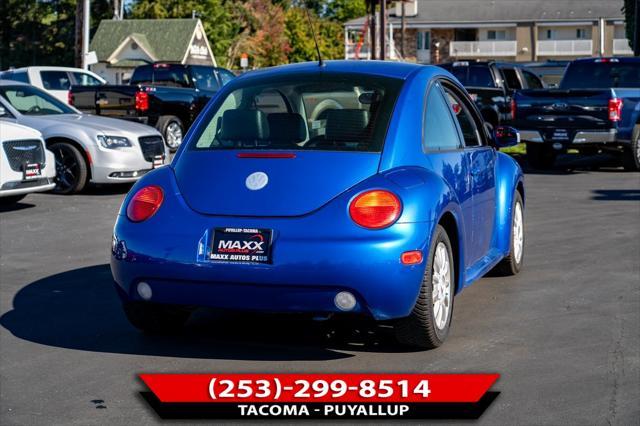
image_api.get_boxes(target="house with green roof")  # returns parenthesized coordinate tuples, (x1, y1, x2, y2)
(89, 18, 216, 83)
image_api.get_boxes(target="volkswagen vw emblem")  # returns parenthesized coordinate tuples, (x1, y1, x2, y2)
(245, 171, 269, 191)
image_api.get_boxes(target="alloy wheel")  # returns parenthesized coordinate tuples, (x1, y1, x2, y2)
(166, 122, 183, 149)
(52, 145, 79, 191)
(432, 242, 452, 330)
(513, 201, 524, 264)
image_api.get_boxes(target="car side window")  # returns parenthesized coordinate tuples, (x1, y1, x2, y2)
(0, 99, 15, 118)
(40, 71, 71, 90)
(218, 69, 235, 86)
(501, 68, 522, 90)
(522, 70, 544, 89)
(72, 72, 102, 86)
(422, 82, 462, 151)
(442, 87, 483, 147)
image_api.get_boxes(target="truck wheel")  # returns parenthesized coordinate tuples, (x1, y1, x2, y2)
(491, 191, 524, 276)
(123, 301, 191, 334)
(623, 125, 640, 172)
(158, 116, 183, 152)
(527, 143, 556, 170)
(394, 225, 455, 349)
(49, 142, 88, 194)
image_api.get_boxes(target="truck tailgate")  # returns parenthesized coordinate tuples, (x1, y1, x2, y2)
(515, 89, 612, 139)
(71, 85, 139, 118)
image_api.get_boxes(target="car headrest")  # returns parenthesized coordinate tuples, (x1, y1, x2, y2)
(267, 113, 306, 144)
(219, 109, 269, 141)
(325, 109, 370, 141)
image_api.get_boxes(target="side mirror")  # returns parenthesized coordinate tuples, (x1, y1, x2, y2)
(0, 105, 6, 117)
(493, 126, 520, 148)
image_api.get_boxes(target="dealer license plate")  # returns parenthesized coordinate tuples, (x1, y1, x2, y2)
(152, 155, 164, 168)
(551, 129, 569, 141)
(210, 228, 272, 264)
(23, 163, 41, 180)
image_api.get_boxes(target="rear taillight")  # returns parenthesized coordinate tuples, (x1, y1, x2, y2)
(126, 186, 163, 222)
(608, 98, 622, 122)
(510, 99, 516, 119)
(349, 190, 402, 229)
(68, 91, 74, 106)
(135, 91, 149, 112)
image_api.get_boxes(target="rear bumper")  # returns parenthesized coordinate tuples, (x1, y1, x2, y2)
(0, 179, 55, 197)
(111, 214, 432, 321)
(521, 129, 621, 145)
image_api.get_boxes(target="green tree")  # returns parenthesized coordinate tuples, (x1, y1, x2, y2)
(622, 0, 636, 50)
(0, 0, 110, 69)
(232, 0, 291, 68)
(285, 5, 347, 64)
(130, 0, 241, 67)
(325, 0, 367, 23)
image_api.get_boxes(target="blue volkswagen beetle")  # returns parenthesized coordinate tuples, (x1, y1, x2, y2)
(111, 61, 524, 348)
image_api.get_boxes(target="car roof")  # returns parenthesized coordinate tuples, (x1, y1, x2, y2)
(237, 60, 425, 81)
(0, 80, 29, 86)
(2, 66, 96, 73)
(439, 61, 495, 67)
(571, 57, 640, 63)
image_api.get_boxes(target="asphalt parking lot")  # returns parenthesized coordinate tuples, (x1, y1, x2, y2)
(1, 156, 639, 425)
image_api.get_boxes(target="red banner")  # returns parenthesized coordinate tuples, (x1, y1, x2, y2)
(140, 373, 499, 403)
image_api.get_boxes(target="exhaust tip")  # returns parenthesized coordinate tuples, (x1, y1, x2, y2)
(334, 291, 356, 311)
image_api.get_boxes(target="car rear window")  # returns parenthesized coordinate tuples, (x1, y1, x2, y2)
(130, 66, 152, 85)
(191, 73, 403, 152)
(561, 61, 640, 89)
(440, 64, 495, 88)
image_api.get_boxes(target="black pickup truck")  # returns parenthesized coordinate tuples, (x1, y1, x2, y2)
(514, 57, 640, 170)
(439, 61, 545, 129)
(70, 63, 235, 151)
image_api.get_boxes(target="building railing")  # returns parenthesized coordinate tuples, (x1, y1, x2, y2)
(449, 41, 517, 57)
(345, 42, 371, 60)
(345, 42, 401, 60)
(613, 39, 633, 55)
(537, 40, 593, 56)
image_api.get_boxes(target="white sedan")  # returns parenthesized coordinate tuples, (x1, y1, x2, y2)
(0, 120, 56, 205)
(0, 81, 168, 194)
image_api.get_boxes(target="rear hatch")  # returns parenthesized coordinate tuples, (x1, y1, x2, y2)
(174, 150, 380, 217)
(515, 89, 612, 140)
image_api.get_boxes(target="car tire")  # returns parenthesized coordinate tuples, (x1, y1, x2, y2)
(157, 115, 184, 152)
(122, 301, 191, 334)
(49, 142, 88, 194)
(394, 225, 455, 349)
(622, 125, 640, 172)
(0, 195, 26, 205)
(491, 191, 524, 276)
(526, 143, 556, 170)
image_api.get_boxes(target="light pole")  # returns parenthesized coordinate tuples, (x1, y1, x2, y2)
(82, 0, 90, 69)
(380, 0, 386, 60)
